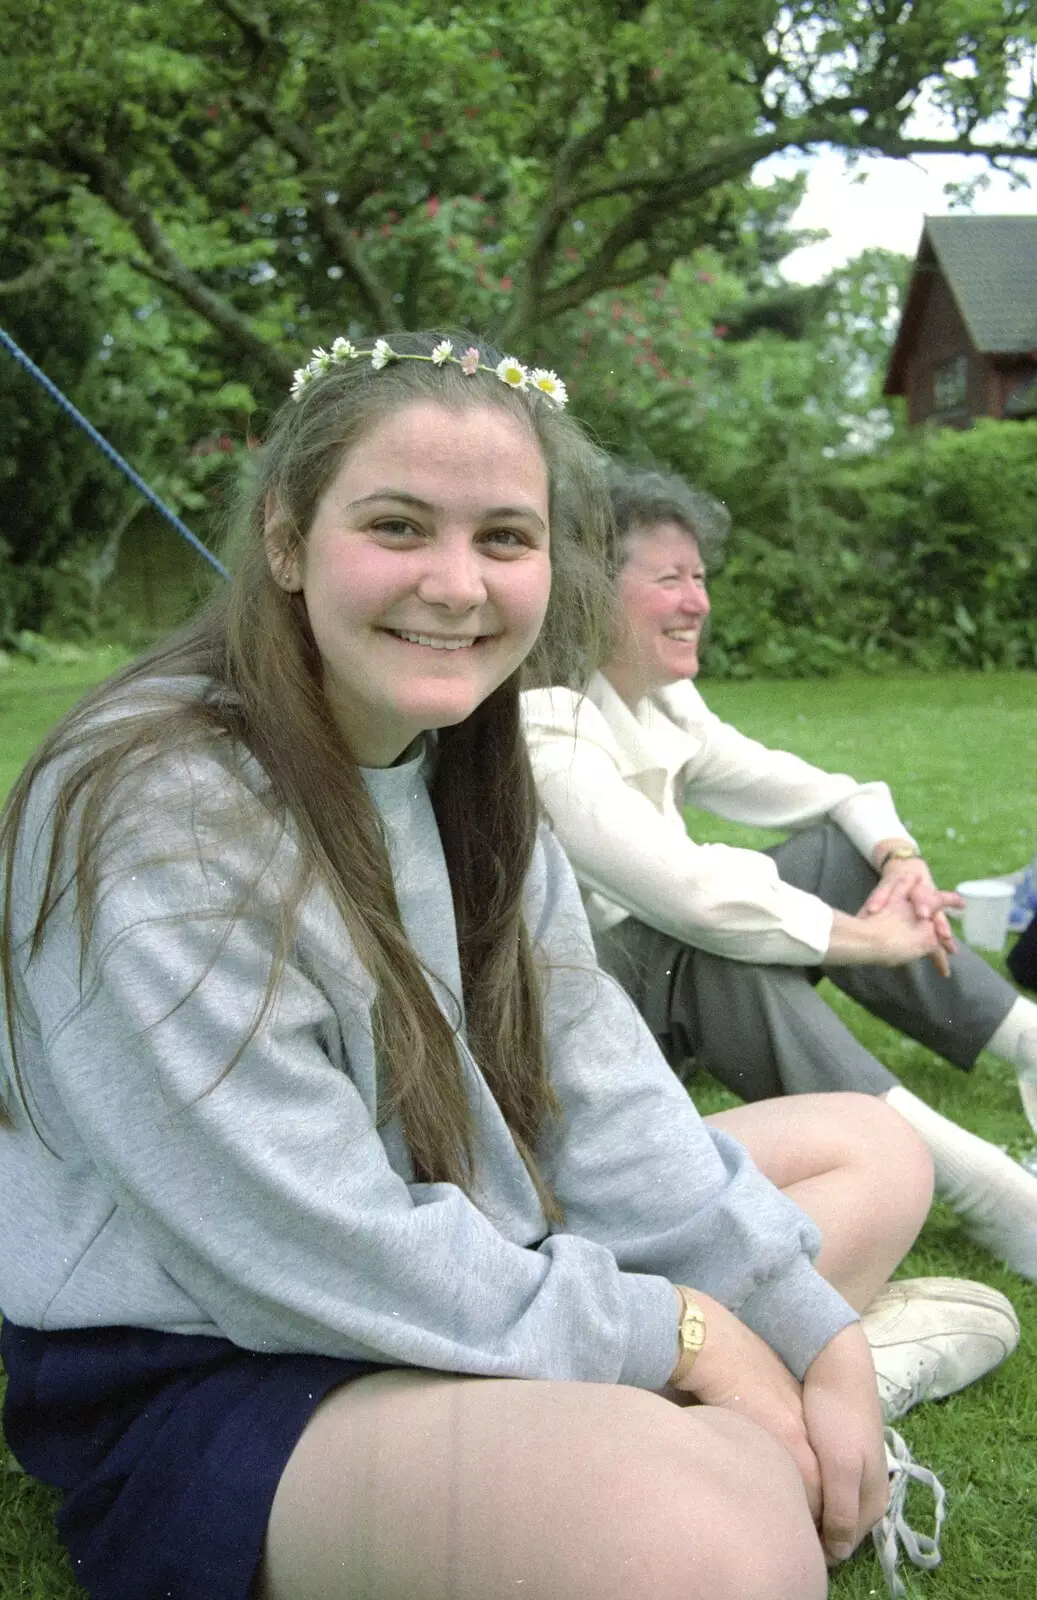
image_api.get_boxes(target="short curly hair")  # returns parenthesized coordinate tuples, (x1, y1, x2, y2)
(606, 462, 731, 573)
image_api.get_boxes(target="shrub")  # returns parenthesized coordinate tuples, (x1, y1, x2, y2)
(701, 419, 1037, 678)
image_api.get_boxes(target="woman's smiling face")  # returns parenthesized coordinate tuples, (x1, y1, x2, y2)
(268, 399, 552, 765)
(602, 521, 711, 704)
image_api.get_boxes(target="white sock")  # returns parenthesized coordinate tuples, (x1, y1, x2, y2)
(884, 1084, 1037, 1280)
(986, 996, 1037, 1070)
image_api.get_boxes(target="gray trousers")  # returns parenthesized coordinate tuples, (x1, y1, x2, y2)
(593, 822, 1016, 1100)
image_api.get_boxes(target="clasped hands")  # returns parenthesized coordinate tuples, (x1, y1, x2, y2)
(859, 843, 963, 977)
(672, 1293, 888, 1567)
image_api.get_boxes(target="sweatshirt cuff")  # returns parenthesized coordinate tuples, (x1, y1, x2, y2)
(734, 1254, 859, 1381)
(616, 1273, 683, 1389)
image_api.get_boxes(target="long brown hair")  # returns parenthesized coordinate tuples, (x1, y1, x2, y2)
(0, 333, 614, 1219)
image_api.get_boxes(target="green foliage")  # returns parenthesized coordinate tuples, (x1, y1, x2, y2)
(701, 420, 1037, 679)
(4, 0, 843, 367)
(0, 164, 256, 636)
(566, 245, 906, 474)
(565, 247, 1037, 683)
(1, 0, 1034, 637)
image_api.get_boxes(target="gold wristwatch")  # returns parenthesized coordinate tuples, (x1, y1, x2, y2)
(669, 1286, 707, 1388)
(877, 844, 920, 872)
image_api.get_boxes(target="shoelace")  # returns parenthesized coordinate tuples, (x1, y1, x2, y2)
(872, 1426, 947, 1598)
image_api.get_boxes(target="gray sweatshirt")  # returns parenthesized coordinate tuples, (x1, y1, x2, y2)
(0, 692, 856, 1387)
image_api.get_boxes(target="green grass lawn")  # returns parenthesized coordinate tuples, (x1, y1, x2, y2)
(0, 648, 131, 800)
(1, 662, 1035, 1597)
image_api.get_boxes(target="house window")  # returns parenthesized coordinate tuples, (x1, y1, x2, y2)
(933, 355, 967, 412)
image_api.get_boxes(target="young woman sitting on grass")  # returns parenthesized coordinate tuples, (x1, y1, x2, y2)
(1, 333, 944, 1600)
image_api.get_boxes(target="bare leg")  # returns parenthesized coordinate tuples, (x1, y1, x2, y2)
(258, 1370, 827, 1600)
(706, 1092, 934, 1311)
(259, 1092, 923, 1598)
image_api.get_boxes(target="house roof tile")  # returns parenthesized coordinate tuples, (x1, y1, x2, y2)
(925, 215, 1037, 353)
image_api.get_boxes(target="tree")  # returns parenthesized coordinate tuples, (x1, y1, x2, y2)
(560, 245, 911, 509)
(2, 0, 1034, 400)
(1, 0, 1035, 639)
(0, 172, 250, 636)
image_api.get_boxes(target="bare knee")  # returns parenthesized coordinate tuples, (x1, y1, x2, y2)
(560, 1388, 827, 1600)
(658, 1406, 828, 1600)
(813, 1090, 933, 1212)
(849, 1091, 934, 1216)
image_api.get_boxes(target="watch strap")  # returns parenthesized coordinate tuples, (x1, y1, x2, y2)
(669, 1286, 706, 1389)
(877, 844, 920, 873)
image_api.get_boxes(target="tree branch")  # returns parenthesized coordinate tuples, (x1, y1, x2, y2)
(211, 0, 279, 62)
(232, 94, 403, 330)
(61, 137, 294, 384)
(561, 127, 795, 212)
(213, 0, 362, 121)
(0, 254, 69, 296)
(856, 132, 1037, 165)
(504, 104, 1037, 340)
(504, 127, 794, 338)
(502, 75, 656, 343)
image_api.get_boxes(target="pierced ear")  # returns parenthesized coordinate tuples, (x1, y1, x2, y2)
(264, 492, 303, 592)
(267, 542, 303, 593)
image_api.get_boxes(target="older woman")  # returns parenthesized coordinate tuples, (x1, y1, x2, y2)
(523, 463, 1037, 1299)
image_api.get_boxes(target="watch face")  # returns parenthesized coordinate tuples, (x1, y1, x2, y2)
(681, 1309, 706, 1353)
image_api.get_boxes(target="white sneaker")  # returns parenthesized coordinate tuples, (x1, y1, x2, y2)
(861, 1276, 1020, 1422)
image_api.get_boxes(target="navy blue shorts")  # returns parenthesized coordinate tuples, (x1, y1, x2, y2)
(1, 1320, 385, 1600)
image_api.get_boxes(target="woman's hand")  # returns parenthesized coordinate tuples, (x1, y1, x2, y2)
(801, 1323, 889, 1564)
(672, 1297, 887, 1561)
(826, 897, 959, 975)
(860, 847, 962, 975)
(673, 1292, 822, 1524)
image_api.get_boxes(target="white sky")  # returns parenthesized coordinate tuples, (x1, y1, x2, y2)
(761, 147, 1037, 282)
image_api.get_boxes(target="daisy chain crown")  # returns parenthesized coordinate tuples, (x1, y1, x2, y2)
(290, 336, 568, 409)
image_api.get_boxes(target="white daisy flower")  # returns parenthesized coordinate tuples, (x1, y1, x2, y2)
(290, 366, 316, 401)
(496, 356, 528, 389)
(287, 340, 565, 405)
(529, 368, 568, 408)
